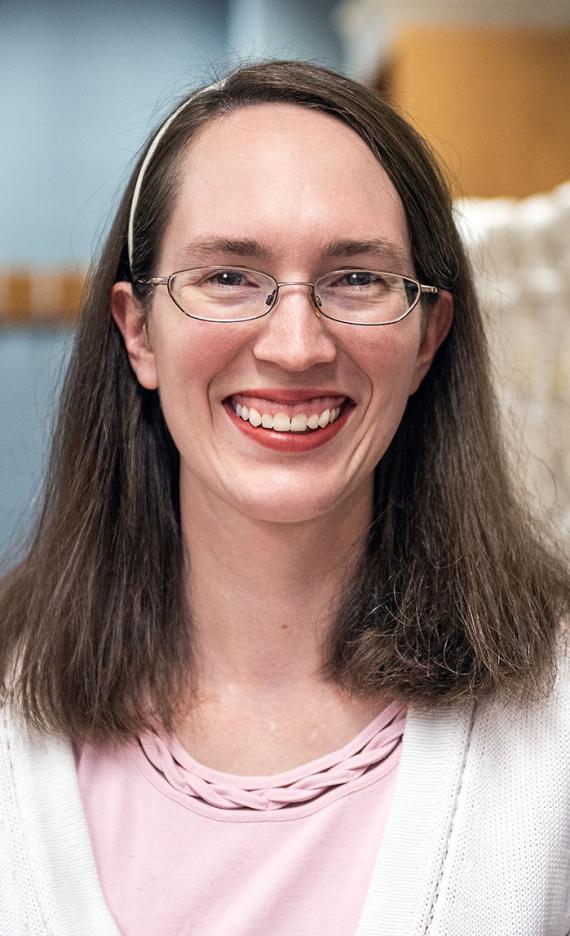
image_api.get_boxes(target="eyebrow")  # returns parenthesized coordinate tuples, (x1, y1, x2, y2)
(180, 236, 411, 269)
(181, 238, 271, 260)
(321, 238, 411, 269)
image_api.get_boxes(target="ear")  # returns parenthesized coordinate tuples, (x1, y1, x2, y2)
(410, 290, 454, 394)
(111, 282, 158, 390)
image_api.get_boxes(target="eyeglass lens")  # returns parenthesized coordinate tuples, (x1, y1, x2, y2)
(169, 267, 420, 324)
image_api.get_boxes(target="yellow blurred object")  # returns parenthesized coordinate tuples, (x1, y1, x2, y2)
(0, 268, 84, 324)
(389, 25, 570, 198)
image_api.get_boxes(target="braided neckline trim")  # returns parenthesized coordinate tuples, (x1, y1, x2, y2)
(138, 701, 406, 812)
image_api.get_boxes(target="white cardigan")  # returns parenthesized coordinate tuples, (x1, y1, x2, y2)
(1, 648, 570, 936)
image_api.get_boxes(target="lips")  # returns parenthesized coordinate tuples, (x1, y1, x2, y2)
(223, 389, 354, 452)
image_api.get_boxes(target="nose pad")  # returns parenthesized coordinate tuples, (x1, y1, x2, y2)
(312, 293, 323, 318)
(268, 285, 321, 318)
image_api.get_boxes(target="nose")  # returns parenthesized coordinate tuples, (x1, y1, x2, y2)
(252, 283, 337, 372)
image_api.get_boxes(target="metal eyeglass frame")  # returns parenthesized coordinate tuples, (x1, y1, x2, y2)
(135, 267, 439, 326)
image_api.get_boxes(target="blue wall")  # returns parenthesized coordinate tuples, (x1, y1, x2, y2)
(0, 328, 72, 557)
(1, 0, 228, 267)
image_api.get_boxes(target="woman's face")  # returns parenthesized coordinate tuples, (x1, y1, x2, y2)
(114, 103, 451, 525)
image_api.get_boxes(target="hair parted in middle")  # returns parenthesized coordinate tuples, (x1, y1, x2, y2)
(1, 59, 568, 741)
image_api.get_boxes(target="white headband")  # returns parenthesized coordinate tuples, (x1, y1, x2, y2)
(127, 80, 225, 273)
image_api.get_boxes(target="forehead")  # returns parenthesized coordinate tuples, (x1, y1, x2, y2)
(161, 103, 411, 268)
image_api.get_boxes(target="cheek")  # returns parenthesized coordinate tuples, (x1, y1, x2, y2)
(151, 324, 248, 437)
(354, 333, 422, 473)
(352, 325, 422, 406)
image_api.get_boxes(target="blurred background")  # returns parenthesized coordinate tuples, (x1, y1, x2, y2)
(1, 0, 569, 553)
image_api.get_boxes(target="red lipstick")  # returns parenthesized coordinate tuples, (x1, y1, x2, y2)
(223, 398, 353, 453)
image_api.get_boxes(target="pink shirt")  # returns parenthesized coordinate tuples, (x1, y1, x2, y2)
(77, 701, 406, 936)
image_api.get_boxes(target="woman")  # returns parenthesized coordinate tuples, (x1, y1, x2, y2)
(1, 60, 569, 935)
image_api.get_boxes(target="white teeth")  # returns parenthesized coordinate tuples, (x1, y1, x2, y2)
(248, 407, 262, 427)
(290, 414, 308, 432)
(273, 412, 291, 432)
(231, 399, 346, 432)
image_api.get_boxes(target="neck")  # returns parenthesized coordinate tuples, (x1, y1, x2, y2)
(181, 480, 373, 697)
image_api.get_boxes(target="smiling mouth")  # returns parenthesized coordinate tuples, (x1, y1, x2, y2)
(226, 395, 350, 434)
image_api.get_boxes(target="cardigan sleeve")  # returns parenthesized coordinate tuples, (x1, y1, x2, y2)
(0, 707, 120, 936)
(427, 639, 570, 935)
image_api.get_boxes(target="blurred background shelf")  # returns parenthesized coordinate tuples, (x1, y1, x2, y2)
(0, 269, 84, 325)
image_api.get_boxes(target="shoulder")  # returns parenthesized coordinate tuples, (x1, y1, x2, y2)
(0, 702, 75, 780)
(502, 624, 569, 729)
(470, 629, 570, 772)
(403, 630, 570, 770)
(0, 705, 117, 935)
(0, 703, 77, 856)
(0, 706, 75, 934)
(398, 635, 570, 934)
(432, 635, 570, 931)
(0, 705, 81, 869)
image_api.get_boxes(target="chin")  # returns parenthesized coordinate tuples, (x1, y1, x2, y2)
(228, 485, 348, 526)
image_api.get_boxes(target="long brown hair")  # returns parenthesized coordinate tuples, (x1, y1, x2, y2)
(1, 60, 568, 740)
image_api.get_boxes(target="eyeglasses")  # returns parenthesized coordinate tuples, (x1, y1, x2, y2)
(135, 266, 439, 326)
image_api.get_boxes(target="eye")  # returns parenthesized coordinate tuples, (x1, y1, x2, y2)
(202, 269, 251, 288)
(326, 270, 391, 291)
(191, 268, 268, 301)
(340, 271, 379, 288)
